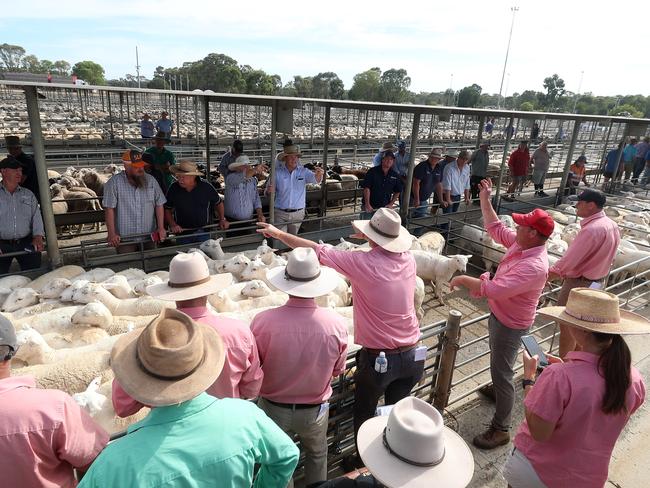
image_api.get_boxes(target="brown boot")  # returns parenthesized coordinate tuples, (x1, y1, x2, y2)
(472, 426, 510, 450)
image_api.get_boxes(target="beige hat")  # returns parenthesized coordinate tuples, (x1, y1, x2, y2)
(358, 396, 474, 488)
(277, 144, 302, 162)
(445, 149, 460, 157)
(228, 154, 256, 170)
(266, 247, 339, 298)
(429, 148, 444, 158)
(538, 288, 650, 335)
(110, 308, 225, 406)
(170, 160, 204, 176)
(351, 208, 412, 253)
(147, 253, 232, 301)
(380, 141, 397, 152)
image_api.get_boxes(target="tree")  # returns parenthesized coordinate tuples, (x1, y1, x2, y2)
(241, 66, 281, 95)
(379, 68, 411, 103)
(348, 67, 381, 101)
(312, 72, 345, 99)
(291, 76, 314, 98)
(457, 84, 482, 107)
(20, 55, 40, 72)
(542, 74, 566, 110)
(38, 60, 54, 74)
(611, 104, 643, 118)
(0, 43, 26, 71)
(72, 60, 106, 85)
(52, 60, 71, 76)
(519, 101, 534, 111)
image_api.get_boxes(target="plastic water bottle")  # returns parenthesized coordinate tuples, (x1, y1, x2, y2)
(374, 352, 388, 373)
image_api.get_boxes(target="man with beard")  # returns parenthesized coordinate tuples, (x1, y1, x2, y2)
(103, 150, 167, 254)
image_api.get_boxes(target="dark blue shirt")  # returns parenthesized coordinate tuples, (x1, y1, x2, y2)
(605, 149, 622, 173)
(362, 166, 403, 209)
(165, 179, 222, 229)
(411, 160, 442, 202)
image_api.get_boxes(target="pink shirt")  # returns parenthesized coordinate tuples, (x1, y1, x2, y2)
(316, 244, 420, 349)
(550, 211, 621, 280)
(112, 306, 263, 417)
(475, 220, 549, 329)
(251, 297, 348, 404)
(0, 376, 108, 488)
(515, 352, 645, 488)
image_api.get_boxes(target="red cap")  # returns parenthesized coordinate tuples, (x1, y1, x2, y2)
(512, 208, 555, 237)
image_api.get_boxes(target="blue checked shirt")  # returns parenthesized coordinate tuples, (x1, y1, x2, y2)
(0, 184, 44, 239)
(224, 172, 262, 221)
(272, 164, 318, 210)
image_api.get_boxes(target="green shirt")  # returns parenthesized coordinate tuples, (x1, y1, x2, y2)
(78, 394, 299, 488)
(144, 146, 176, 190)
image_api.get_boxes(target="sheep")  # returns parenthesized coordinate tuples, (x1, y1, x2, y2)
(411, 251, 472, 305)
(417, 231, 446, 254)
(208, 288, 288, 313)
(116, 268, 148, 281)
(335, 238, 360, 251)
(414, 276, 425, 321)
(72, 377, 106, 416)
(72, 283, 172, 316)
(200, 238, 225, 260)
(1, 287, 41, 312)
(40, 278, 73, 299)
(79, 169, 109, 197)
(100, 275, 135, 299)
(3, 299, 66, 319)
(187, 248, 211, 261)
(132, 276, 163, 296)
(482, 235, 507, 273)
(9, 306, 82, 334)
(60, 280, 90, 302)
(240, 280, 275, 298)
(0, 275, 32, 290)
(409, 236, 424, 251)
(43, 326, 110, 349)
(50, 183, 100, 213)
(71, 302, 154, 335)
(215, 254, 251, 280)
(28, 265, 85, 291)
(546, 239, 569, 256)
(546, 209, 570, 225)
(561, 223, 581, 245)
(239, 255, 269, 282)
(611, 248, 650, 284)
(266, 254, 288, 269)
(91, 380, 150, 434)
(72, 267, 115, 283)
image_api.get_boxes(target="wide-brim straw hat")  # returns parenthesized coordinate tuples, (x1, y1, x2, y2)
(445, 149, 460, 157)
(154, 130, 170, 140)
(111, 308, 225, 406)
(358, 397, 474, 488)
(380, 142, 397, 152)
(147, 253, 232, 301)
(277, 144, 302, 161)
(266, 247, 339, 298)
(538, 288, 650, 335)
(170, 160, 204, 176)
(351, 208, 412, 253)
(228, 154, 256, 170)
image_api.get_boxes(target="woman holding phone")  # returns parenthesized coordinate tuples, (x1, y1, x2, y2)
(504, 288, 650, 488)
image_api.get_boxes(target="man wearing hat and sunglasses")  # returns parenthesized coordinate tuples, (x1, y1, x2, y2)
(450, 178, 552, 450)
(252, 248, 348, 487)
(103, 149, 167, 253)
(0, 315, 109, 487)
(111, 252, 264, 416)
(79, 307, 299, 487)
(219, 139, 245, 178)
(0, 156, 45, 274)
(372, 142, 397, 167)
(258, 207, 424, 465)
(144, 131, 176, 193)
(4, 135, 40, 202)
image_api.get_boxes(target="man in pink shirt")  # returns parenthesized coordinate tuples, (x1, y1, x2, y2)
(549, 188, 621, 358)
(111, 252, 263, 416)
(450, 178, 551, 449)
(0, 315, 109, 487)
(252, 247, 348, 486)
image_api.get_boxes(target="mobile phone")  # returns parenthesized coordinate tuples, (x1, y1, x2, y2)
(520, 335, 549, 368)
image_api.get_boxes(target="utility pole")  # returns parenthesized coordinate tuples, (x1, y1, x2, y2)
(503, 73, 511, 108)
(135, 46, 141, 88)
(572, 70, 584, 113)
(498, 6, 519, 109)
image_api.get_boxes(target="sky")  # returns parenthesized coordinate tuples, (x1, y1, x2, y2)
(2, 0, 649, 97)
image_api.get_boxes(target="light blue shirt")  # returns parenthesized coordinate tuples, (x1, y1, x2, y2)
(224, 172, 262, 221)
(155, 118, 173, 134)
(442, 161, 471, 196)
(273, 163, 318, 210)
(393, 150, 410, 177)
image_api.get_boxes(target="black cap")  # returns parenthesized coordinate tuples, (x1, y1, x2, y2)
(233, 139, 244, 152)
(0, 156, 22, 169)
(577, 188, 606, 208)
(0, 315, 17, 351)
(381, 150, 396, 160)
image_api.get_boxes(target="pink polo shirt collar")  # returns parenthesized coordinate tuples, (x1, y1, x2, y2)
(0, 375, 35, 394)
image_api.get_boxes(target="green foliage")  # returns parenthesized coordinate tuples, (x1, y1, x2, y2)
(543, 73, 566, 110)
(457, 84, 482, 107)
(519, 101, 534, 111)
(312, 72, 345, 99)
(611, 104, 643, 118)
(72, 60, 106, 85)
(379, 68, 411, 103)
(348, 68, 381, 101)
(0, 43, 26, 70)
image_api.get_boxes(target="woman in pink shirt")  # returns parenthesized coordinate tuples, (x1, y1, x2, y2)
(504, 288, 649, 488)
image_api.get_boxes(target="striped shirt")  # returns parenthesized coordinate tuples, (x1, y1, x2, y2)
(102, 172, 166, 238)
(0, 184, 44, 240)
(224, 172, 261, 221)
(272, 163, 318, 210)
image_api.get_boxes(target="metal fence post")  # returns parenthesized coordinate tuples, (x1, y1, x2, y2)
(494, 115, 515, 201)
(432, 310, 462, 409)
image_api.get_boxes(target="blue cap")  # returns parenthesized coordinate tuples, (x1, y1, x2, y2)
(397, 140, 406, 148)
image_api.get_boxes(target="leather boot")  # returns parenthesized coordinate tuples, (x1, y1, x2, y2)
(473, 426, 511, 450)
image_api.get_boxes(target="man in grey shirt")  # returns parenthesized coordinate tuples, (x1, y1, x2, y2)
(0, 157, 44, 274)
(469, 142, 490, 204)
(224, 155, 266, 235)
(530, 141, 551, 197)
(103, 150, 167, 254)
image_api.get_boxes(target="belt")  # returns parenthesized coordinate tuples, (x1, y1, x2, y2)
(276, 208, 303, 213)
(364, 344, 417, 355)
(264, 398, 320, 410)
(0, 236, 30, 245)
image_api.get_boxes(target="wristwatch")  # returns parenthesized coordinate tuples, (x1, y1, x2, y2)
(522, 379, 536, 389)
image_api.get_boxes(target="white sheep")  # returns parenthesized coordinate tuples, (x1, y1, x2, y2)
(240, 280, 275, 298)
(10, 306, 82, 334)
(1, 287, 41, 312)
(0, 275, 32, 290)
(417, 231, 446, 254)
(266, 254, 288, 269)
(200, 238, 225, 260)
(71, 302, 154, 335)
(414, 276, 425, 321)
(411, 251, 471, 305)
(254, 239, 279, 264)
(91, 380, 150, 434)
(561, 223, 581, 245)
(209, 288, 288, 313)
(335, 238, 360, 251)
(116, 268, 148, 281)
(40, 278, 73, 299)
(215, 254, 251, 280)
(27, 265, 85, 291)
(60, 279, 90, 302)
(132, 276, 163, 296)
(72, 377, 106, 416)
(72, 268, 115, 283)
(546, 239, 569, 256)
(72, 282, 172, 316)
(100, 275, 135, 299)
(239, 255, 268, 282)
(43, 326, 110, 349)
(482, 235, 506, 273)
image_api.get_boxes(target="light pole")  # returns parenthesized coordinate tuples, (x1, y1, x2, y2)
(498, 6, 519, 109)
(135, 46, 141, 89)
(504, 73, 511, 108)
(572, 70, 584, 113)
(448, 73, 454, 106)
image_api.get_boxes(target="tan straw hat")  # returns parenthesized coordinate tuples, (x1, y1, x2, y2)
(266, 247, 339, 298)
(147, 253, 232, 301)
(351, 208, 413, 253)
(110, 308, 225, 406)
(277, 144, 302, 161)
(170, 160, 204, 176)
(358, 396, 474, 488)
(380, 141, 397, 151)
(538, 288, 650, 335)
(228, 154, 257, 170)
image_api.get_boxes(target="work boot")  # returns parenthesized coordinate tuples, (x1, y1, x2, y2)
(473, 426, 510, 450)
(478, 384, 496, 402)
(502, 195, 514, 202)
(539, 191, 549, 197)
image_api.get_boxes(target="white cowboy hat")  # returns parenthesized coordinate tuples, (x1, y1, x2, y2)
(147, 253, 232, 301)
(351, 208, 413, 253)
(358, 396, 474, 488)
(266, 247, 339, 298)
(538, 287, 650, 335)
(444, 149, 460, 157)
(111, 308, 225, 407)
(170, 160, 204, 176)
(228, 154, 257, 171)
(277, 144, 302, 162)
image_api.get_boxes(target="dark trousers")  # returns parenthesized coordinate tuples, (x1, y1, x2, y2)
(353, 347, 424, 441)
(0, 237, 42, 275)
(632, 157, 646, 182)
(440, 194, 461, 236)
(470, 175, 484, 201)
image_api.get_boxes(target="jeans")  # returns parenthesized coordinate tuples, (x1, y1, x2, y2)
(640, 164, 650, 186)
(488, 314, 529, 431)
(440, 195, 461, 236)
(632, 157, 646, 182)
(353, 347, 425, 441)
(0, 237, 42, 275)
(175, 228, 210, 245)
